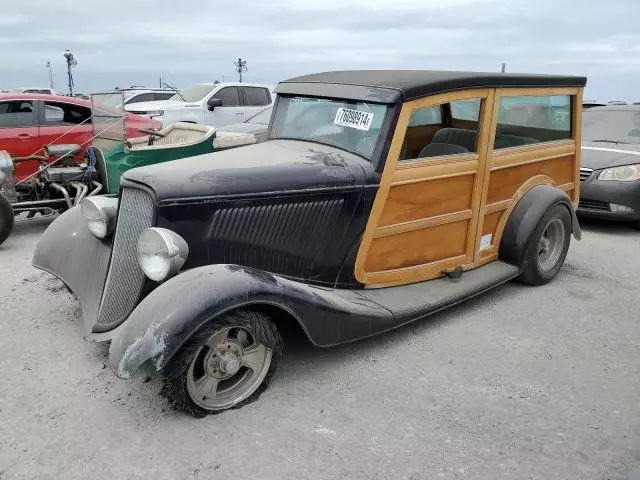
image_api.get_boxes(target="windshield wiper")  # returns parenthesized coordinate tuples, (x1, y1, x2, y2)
(162, 82, 186, 101)
(589, 139, 629, 144)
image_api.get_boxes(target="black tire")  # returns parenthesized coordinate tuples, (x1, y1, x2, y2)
(0, 192, 14, 246)
(520, 204, 571, 286)
(160, 309, 282, 418)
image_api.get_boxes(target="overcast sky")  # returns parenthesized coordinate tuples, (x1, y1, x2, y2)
(2, 0, 639, 101)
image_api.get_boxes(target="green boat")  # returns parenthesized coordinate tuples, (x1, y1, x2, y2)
(90, 92, 261, 193)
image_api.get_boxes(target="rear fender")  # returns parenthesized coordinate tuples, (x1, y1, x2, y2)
(499, 185, 580, 268)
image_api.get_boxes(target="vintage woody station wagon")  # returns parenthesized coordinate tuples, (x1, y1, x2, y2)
(34, 70, 587, 416)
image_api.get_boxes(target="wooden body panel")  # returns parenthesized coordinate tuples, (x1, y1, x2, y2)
(365, 220, 469, 272)
(354, 86, 583, 287)
(379, 173, 474, 226)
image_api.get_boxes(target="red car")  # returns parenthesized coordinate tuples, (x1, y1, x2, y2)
(0, 93, 161, 182)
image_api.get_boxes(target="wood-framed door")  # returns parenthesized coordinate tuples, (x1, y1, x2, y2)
(470, 86, 583, 266)
(354, 88, 496, 287)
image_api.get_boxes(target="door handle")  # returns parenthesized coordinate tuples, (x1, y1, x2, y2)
(17, 134, 32, 139)
(234, 112, 243, 115)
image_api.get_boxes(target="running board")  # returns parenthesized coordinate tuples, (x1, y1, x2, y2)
(357, 261, 520, 319)
(298, 261, 521, 346)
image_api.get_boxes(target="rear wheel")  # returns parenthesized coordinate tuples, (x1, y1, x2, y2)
(520, 204, 571, 286)
(0, 192, 14, 246)
(161, 309, 282, 417)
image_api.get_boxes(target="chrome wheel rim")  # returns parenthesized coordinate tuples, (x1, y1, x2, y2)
(537, 218, 566, 271)
(186, 326, 272, 410)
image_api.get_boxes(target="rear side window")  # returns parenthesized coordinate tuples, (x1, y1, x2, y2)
(0, 100, 34, 128)
(155, 92, 174, 101)
(213, 87, 241, 107)
(244, 87, 271, 106)
(494, 95, 571, 149)
(43, 101, 91, 125)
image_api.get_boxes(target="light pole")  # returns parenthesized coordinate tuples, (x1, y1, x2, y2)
(234, 58, 247, 83)
(63, 50, 77, 96)
(46, 61, 54, 90)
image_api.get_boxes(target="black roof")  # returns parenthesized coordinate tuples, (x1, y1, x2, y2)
(585, 105, 640, 111)
(276, 70, 587, 103)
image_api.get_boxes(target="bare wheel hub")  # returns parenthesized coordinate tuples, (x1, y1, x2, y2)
(207, 340, 243, 378)
(219, 353, 241, 375)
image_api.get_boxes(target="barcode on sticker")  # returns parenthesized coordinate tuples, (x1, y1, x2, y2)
(334, 108, 374, 131)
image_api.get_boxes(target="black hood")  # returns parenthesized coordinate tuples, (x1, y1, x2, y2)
(581, 142, 640, 170)
(123, 139, 374, 201)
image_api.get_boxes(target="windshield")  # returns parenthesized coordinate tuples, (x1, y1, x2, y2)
(270, 96, 389, 159)
(246, 106, 272, 125)
(583, 109, 640, 145)
(169, 84, 213, 102)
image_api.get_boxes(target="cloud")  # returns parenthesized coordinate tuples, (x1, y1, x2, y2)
(1, 0, 638, 100)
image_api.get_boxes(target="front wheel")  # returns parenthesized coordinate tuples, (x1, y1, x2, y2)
(0, 192, 14, 246)
(520, 204, 571, 286)
(161, 309, 282, 417)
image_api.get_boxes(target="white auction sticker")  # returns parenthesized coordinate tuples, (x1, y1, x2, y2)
(480, 234, 493, 251)
(334, 108, 374, 131)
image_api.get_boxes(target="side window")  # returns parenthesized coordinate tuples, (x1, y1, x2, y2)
(400, 98, 483, 161)
(155, 92, 174, 101)
(495, 95, 571, 149)
(451, 99, 482, 121)
(127, 93, 155, 104)
(43, 101, 91, 125)
(0, 100, 34, 128)
(408, 106, 441, 126)
(244, 87, 271, 107)
(213, 87, 241, 107)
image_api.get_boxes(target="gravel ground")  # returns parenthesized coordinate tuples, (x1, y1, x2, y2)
(0, 215, 639, 480)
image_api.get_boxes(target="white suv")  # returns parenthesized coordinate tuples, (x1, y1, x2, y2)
(126, 82, 273, 127)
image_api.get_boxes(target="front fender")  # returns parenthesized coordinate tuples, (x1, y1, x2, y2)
(108, 264, 390, 379)
(499, 185, 581, 267)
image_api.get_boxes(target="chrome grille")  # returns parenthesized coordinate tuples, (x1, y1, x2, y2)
(580, 167, 593, 182)
(97, 187, 154, 328)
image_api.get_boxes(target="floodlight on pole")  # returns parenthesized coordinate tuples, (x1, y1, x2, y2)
(234, 58, 247, 83)
(63, 50, 77, 96)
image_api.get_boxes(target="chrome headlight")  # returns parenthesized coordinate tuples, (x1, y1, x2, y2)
(81, 196, 118, 238)
(137, 228, 188, 282)
(598, 164, 640, 182)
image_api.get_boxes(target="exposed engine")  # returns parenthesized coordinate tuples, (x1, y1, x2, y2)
(0, 147, 103, 216)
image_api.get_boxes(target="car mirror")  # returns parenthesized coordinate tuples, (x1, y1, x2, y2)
(207, 98, 222, 111)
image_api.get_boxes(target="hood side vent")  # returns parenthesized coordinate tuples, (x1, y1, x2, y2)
(207, 199, 344, 278)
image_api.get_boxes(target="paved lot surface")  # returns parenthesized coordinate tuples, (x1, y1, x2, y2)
(0, 215, 639, 480)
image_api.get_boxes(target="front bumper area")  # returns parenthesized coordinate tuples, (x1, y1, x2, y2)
(578, 176, 640, 222)
(32, 206, 113, 339)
